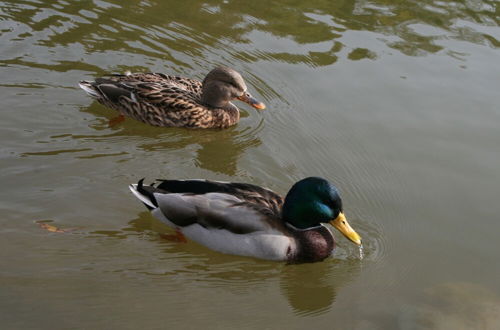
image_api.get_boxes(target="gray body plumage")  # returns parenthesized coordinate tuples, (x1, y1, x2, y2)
(129, 179, 336, 263)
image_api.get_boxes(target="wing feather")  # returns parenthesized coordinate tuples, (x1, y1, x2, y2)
(156, 179, 284, 218)
(130, 179, 294, 260)
(155, 192, 279, 234)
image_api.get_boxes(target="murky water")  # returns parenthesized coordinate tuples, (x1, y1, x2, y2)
(1, 0, 499, 328)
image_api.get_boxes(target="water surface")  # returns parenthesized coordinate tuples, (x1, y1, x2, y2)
(1, 0, 500, 328)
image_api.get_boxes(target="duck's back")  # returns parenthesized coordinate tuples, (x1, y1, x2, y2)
(109, 73, 203, 95)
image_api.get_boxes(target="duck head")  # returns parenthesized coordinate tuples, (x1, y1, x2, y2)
(282, 177, 362, 245)
(201, 67, 266, 110)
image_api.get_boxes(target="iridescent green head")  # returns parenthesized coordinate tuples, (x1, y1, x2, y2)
(282, 177, 362, 245)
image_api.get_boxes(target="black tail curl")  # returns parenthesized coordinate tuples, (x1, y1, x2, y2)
(137, 178, 159, 209)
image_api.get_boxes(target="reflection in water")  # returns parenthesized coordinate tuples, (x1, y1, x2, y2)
(19, 101, 262, 176)
(89, 212, 362, 316)
(280, 260, 361, 316)
(1, 0, 497, 77)
(79, 102, 262, 175)
(193, 126, 262, 175)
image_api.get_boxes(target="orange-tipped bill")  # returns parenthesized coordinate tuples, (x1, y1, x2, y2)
(330, 212, 362, 245)
(238, 92, 266, 110)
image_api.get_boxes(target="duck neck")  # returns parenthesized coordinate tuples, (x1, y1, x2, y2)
(287, 224, 335, 263)
(210, 102, 240, 128)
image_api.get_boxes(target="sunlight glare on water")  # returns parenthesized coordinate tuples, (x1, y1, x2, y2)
(359, 244, 364, 260)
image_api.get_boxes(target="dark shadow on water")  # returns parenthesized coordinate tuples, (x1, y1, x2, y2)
(281, 259, 361, 317)
(72, 102, 263, 175)
(20, 100, 262, 176)
(89, 211, 362, 316)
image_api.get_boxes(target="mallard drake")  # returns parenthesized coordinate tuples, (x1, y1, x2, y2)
(79, 66, 265, 129)
(129, 177, 362, 263)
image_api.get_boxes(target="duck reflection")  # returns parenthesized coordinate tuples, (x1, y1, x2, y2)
(280, 260, 361, 316)
(77, 102, 261, 175)
(91, 212, 361, 316)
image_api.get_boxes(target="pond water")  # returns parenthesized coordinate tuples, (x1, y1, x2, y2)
(1, 0, 499, 328)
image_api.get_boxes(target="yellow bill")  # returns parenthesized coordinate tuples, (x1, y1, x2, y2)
(330, 212, 362, 245)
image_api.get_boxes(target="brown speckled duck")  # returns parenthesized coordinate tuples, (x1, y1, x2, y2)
(79, 67, 266, 129)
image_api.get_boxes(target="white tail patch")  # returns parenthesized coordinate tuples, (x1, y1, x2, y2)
(78, 82, 100, 98)
(125, 70, 132, 76)
(130, 92, 138, 102)
(129, 184, 156, 209)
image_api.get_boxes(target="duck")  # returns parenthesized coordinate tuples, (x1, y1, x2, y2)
(79, 66, 266, 129)
(129, 177, 362, 263)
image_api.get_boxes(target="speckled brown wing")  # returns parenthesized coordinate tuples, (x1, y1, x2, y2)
(107, 73, 203, 94)
(80, 73, 239, 128)
(104, 73, 209, 127)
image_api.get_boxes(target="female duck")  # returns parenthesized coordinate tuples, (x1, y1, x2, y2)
(79, 67, 265, 129)
(129, 177, 361, 263)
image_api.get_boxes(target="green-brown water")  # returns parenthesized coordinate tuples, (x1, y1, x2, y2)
(1, 0, 499, 328)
